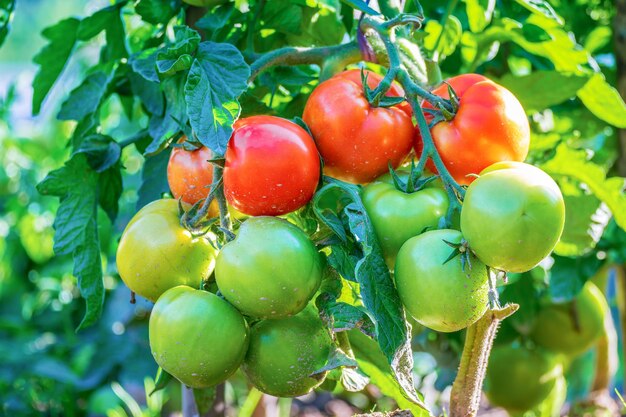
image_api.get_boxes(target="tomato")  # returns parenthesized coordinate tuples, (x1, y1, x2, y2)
(302, 69, 414, 184)
(531, 281, 607, 356)
(394, 229, 489, 332)
(215, 216, 322, 319)
(414, 74, 530, 185)
(223, 116, 320, 216)
(242, 305, 332, 397)
(460, 162, 565, 273)
(167, 144, 216, 207)
(149, 286, 249, 388)
(485, 345, 563, 413)
(361, 176, 448, 268)
(116, 199, 216, 302)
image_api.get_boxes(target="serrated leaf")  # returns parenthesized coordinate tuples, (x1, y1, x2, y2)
(184, 41, 249, 155)
(339, 0, 379, 15)
(130, 48, 160, 83)
(156, 26, 200, 77)
(465, 0, 495, 32)
(312, 180, 425, 409)
(36, 154, 103, 329)
(497, 71, 589, 112)
(58, 69, 115, 121)
(147, 75, 187, 154)
(32, 18, 80, 115)
(137, 149, 172, 210)
(577, 73, 626, 128)
(349, 331, 430, 416)
(554, 193, 611, 257)
(0, 0, 15, 47)
(74, 134, 122, 173)
(541, 144, 626, 231)
(514, 0, 563, 25)
(98, 164, 123, 223)
(77, 2, 126, 41)
(136, 0, 180, 25)
(423, 15, 462, 60)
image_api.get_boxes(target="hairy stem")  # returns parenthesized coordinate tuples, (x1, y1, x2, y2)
(449, 305, 518, 417)
(249, 41, 361, 82)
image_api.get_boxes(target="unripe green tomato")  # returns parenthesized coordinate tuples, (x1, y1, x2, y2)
(394, 229, 489, 332)
(116, 199, 216, 302)
(485, 345, 563, 413)
(530, 281, 607, 356)
(362, 178, 448, 269)
(242, 306, 332, 397)
(149, 286, 249, 388)
(460, 162, 565, 273)
(216, 216, 322, 319)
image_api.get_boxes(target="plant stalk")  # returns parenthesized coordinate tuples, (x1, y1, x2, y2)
(449, 304, 518, 417)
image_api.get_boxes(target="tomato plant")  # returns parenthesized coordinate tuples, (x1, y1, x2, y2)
(116, 199, 216, 302)
(302, 69, 414, 184)
(215, 216, 322, 319)
(223, 115, 320, 216)
(149, 286, 249, 388)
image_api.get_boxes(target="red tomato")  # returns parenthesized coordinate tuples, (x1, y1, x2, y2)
(167, 143, 213, 205)
(302, 70, 414, 184)
(223, 116, 320, 216)
(414, 74, 530, 185)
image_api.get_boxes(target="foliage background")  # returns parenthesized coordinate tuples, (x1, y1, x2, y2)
(1, 0, 626, 416)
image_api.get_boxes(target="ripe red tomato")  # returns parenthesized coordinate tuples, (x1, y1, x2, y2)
(223, 116, 320, 216)
(414, 74, 530, 185)
(302, 69, 414, 184)
(167, 143, 213, 204)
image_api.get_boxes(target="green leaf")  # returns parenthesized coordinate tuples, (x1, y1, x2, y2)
(195, 4, 234, 33)
(349, 330, 430, 416)
(74, 134, 122, 173)
(313, 348, 358, 375)
(98, 164, 123, 223)
(0, 0, 15, 47)
(554, 193, 611, 257)
(577, 73, 626, 128)
(150, 368, 173, 396)
(147, 75, 187, 154)
(522, 22, 553, 42)
(156, 26, 201, 77)
(36, 154, 104, 329)
(541, 144, 626, 231)
(514, 0, 563, 25)
(58, 69, 115, 121)
(465, 0, 495, 32)
(340, 367, 370, 392)
(184, 41, 249, 155)
(32, 18, 80, 115)
(77, 2, 126, 42)
(584, 26, 612, 54)
(130, 48, 160, 83)
(549, 254, 601, 302)
(137, 149, 172, 210)
(129, 72, 164, 115)
(423, 15, 462, 60)
(136, 0, 180, 25)
(339, 0, 379, 16)
(312, 180, 426, 409)
(261, 0, 303, 35)
(496, 71, 589, 112)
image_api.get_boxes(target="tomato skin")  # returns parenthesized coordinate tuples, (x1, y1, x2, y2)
(302, 70, 414, 184)
(215, 216, 322, 319)
(460, 162, 565, 273)
(415, 74, 530, 185)
(531, 281, 607, 356)
(485, 345, 563, 413)
(243, 306, 332, 397)
(223, 116, 320, 216)
(149, 286, 249, 388)
(394, 229, 489, 332)
(116, 199, 216, 302)
(167, 145, 214, 204)
(361, 179, 448, 268)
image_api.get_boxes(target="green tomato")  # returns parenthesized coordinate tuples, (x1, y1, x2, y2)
(149, 286, 249, 388)
(460, 162, 565, 273)
(394, 229, 489, 332)
(216, 216, 322, 319)
(242, 306, 332, 397)
(485, 345, 563, 413)
(362, 180, 448, 268)
(116, 199, 216, 302)
(530, 281, 607, 356)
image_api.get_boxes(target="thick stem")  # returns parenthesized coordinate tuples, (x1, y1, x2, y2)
(449, 304, 518, 417)
(249, 41, 361, 82)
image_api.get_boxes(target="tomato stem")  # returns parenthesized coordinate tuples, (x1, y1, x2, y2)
(449, 305, 518, 417)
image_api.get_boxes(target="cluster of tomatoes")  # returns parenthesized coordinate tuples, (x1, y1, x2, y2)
(115, 69, 568, 400)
